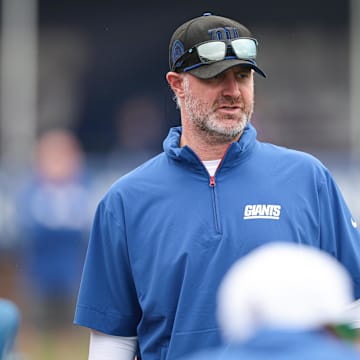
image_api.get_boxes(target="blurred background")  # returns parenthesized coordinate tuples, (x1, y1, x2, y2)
(0, 0, 359, 359)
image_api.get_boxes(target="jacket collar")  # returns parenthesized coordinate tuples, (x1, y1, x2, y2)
(163, 123, 257, 169)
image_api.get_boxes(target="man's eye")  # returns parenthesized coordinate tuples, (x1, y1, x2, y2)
(213, 73, 225, 80)
(236, 72, 249, 79)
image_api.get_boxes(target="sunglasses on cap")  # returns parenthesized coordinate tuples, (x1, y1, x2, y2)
(172, 38, 258, 72)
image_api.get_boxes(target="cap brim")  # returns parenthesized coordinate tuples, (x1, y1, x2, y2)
(188, 59, 266, 79)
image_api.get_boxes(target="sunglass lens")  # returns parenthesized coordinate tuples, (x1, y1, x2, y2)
(232, 39, 257, 59)
(197, 42, 226, 62)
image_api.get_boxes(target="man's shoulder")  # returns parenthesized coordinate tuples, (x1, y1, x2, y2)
(257, 141, 326, 169)
(102, 152, 171, 201)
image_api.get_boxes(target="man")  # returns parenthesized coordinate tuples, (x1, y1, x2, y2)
(0, 299, 20, 359)
(74, 13, 360, 360)
(180, 242, 360, 360)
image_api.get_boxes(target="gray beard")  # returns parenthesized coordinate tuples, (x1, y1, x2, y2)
(194, 114, 248, 144)
(184, 95, 251, 145)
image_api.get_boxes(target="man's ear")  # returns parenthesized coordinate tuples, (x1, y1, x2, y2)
(166, 72, 185, 99)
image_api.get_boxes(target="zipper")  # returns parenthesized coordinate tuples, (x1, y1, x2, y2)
(208, 143, 231, 186)
(208, 145, 230, 234)
(210, 178, 220, 233)
(209, 166, 218, 233)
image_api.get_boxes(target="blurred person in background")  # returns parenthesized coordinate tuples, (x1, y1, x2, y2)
(0, 298, 20, 359)
(74, 13, 360, 360)
(16, 129, 92, 357)
(180, 242, 360, 360)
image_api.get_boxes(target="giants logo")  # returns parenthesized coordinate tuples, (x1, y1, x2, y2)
(208, 27, 240, 40)
(243, 204, 281, 220)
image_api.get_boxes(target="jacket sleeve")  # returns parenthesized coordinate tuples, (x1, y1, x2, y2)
(74, 195, 142, 336)
(318, 169, 360, 299)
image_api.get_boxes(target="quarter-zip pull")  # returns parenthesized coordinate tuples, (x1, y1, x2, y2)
(205, 143, 232, 187)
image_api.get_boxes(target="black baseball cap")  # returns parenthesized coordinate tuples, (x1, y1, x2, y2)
(169, 13, 266, 79)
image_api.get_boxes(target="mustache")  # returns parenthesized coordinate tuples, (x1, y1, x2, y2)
(213, 95, 244, 108)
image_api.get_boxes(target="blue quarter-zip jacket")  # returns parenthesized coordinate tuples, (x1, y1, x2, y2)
(74, 124, 360, 360)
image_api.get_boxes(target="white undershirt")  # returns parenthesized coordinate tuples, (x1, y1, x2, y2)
(88, 331, 137, 360)
(203, 159, 221, 176)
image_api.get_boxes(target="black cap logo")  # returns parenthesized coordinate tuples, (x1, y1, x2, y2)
(171, 40, 185, 68)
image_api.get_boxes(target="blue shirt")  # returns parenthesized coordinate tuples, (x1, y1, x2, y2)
(74, 124, 360, 359)
(179, 329, 360, 360)
(18, 176, 91, 297)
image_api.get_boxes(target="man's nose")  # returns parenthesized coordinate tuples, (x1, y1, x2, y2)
(221, 72, 241, 98)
